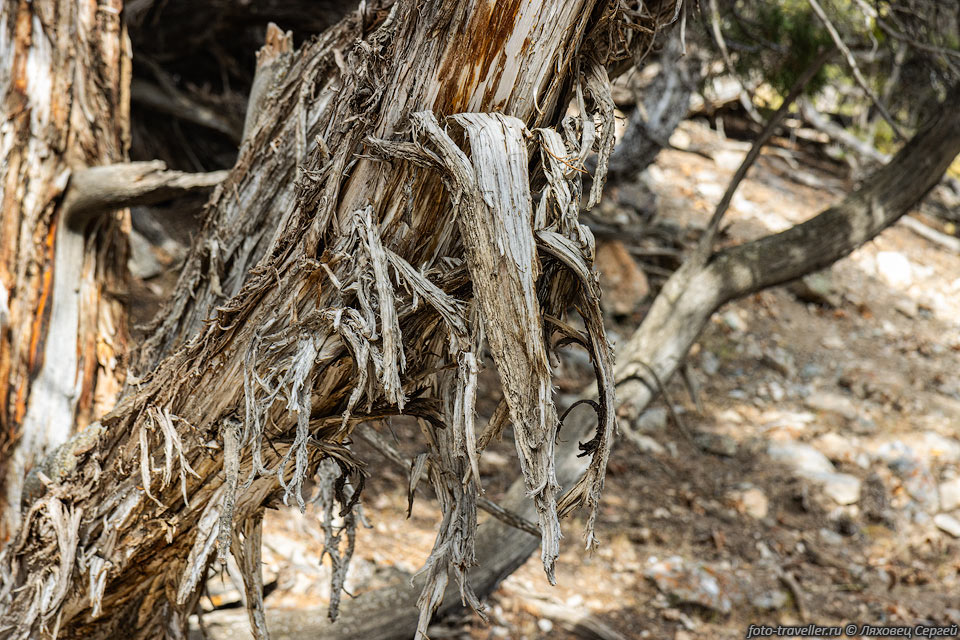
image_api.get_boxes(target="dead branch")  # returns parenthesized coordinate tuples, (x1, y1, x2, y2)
(63, 161, 227, 231)
(797, 98, 890, 163)
(132, 78, 243, 143)
(706, 0, 764, 124)
(899, 215, 960, 253)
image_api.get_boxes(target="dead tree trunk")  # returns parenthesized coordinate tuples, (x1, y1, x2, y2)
(0, 0, 133, 542)
(0, 1, 681, 639)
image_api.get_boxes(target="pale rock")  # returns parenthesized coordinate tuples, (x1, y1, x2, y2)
(812, 432, 858, 465)
(595, 240, 650, 316)
(934, 513, 960, 538)
(787, 270, 840, 307)
(727, 487, 769, 519)
(644, 556, 737, 613)
(894, 298, 918, 318)
(751, 590, 789, 611)
(696, 182, 725, 200)
(910, 431, 960, 465)
(635, 407, 669, 433)
(696, 431, 739, 457)
(714, 149, 746, 171)
(128, 229, 164, 280)
(818, 527, 845, 545)
(876, 251, 913, 287)
(768, 441, 836, 475)
(805, 390, 858, 421)
(631, 434, 667, 455)
(722, 310, 748, 333)
(769, 381, 785, 402)
(817, 472, 862, 505)
(821, 335, 845, 350)
(701, 350, 720, 375)
(940, 478, 960, 512)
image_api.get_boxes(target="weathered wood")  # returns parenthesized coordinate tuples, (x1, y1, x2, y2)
(0, 0, 131, 542)
(192, 85, 960, 640)
(0, 2, 681, 638)
(63, 162, 227, 231)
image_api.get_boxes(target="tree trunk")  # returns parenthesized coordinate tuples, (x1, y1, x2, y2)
(0, 1, 680, 638)
(0, 0, 131, 542)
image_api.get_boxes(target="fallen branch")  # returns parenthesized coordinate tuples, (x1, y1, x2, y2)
(797, 98, 890, 164)
(132, 77, 243, 143)
(707, 0, 764, 124)
(899, 215, 960, 253)
(513, 593, 632, 640)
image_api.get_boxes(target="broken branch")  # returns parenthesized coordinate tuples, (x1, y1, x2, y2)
(62, 161, 227, 231)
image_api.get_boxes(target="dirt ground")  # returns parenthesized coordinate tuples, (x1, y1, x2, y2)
(208, 119, 960, 639)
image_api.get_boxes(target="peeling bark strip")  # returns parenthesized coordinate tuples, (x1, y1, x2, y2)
(414, 112, 562, 581)
(0, 1, 681, 638)
(0, 0, 131, 540)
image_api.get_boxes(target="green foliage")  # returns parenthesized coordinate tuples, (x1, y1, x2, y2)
(729, 1, 834, 96)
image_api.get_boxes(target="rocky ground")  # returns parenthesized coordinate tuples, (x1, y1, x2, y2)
(200, 119, 960, 639)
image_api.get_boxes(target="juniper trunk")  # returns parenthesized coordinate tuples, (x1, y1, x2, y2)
(0, 1, 681, 638)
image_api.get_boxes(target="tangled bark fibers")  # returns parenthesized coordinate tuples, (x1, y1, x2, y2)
(0, 2, 684, 638)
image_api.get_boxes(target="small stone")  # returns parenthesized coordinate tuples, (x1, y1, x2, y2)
(805, 391, 859, 421)
(876, 251, 914, 288)
(851, 417, 878, 435)
(722, 310, 748, 333)
(768, 441, 836, 475)
(128, 229, 164, 280)
(751, 589, 789, 611)
(769, 381, 785, 402)
(714, 149, 746, 171)
(701, 351, 720, 376)
(644, 556, 735, 613)
(787, 270, 840, 307)
(479, 450, 510, 475)
(913, 431, 960, 464)
(537, 618, 553, 633)
(887, 454, 940, 513)
(934, 513, 960, 538)
(727, 487, 769, 519)
(800, 363, 823, 380)
(696, 182, 725, 200)
(819, 472, 862, 505)
(634, 407, 669, 433)
(894, 298, 918, 318)
(696, 431, 739, 457)
(812, 432, 858, 465)
(630, 434, 667, 455)
(595, 240, 650, 316)
(821, 335, 845, 350)
(761, 349, 796, 378)
(940, 478, 960, 512)
(819, 527, 845, 545)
